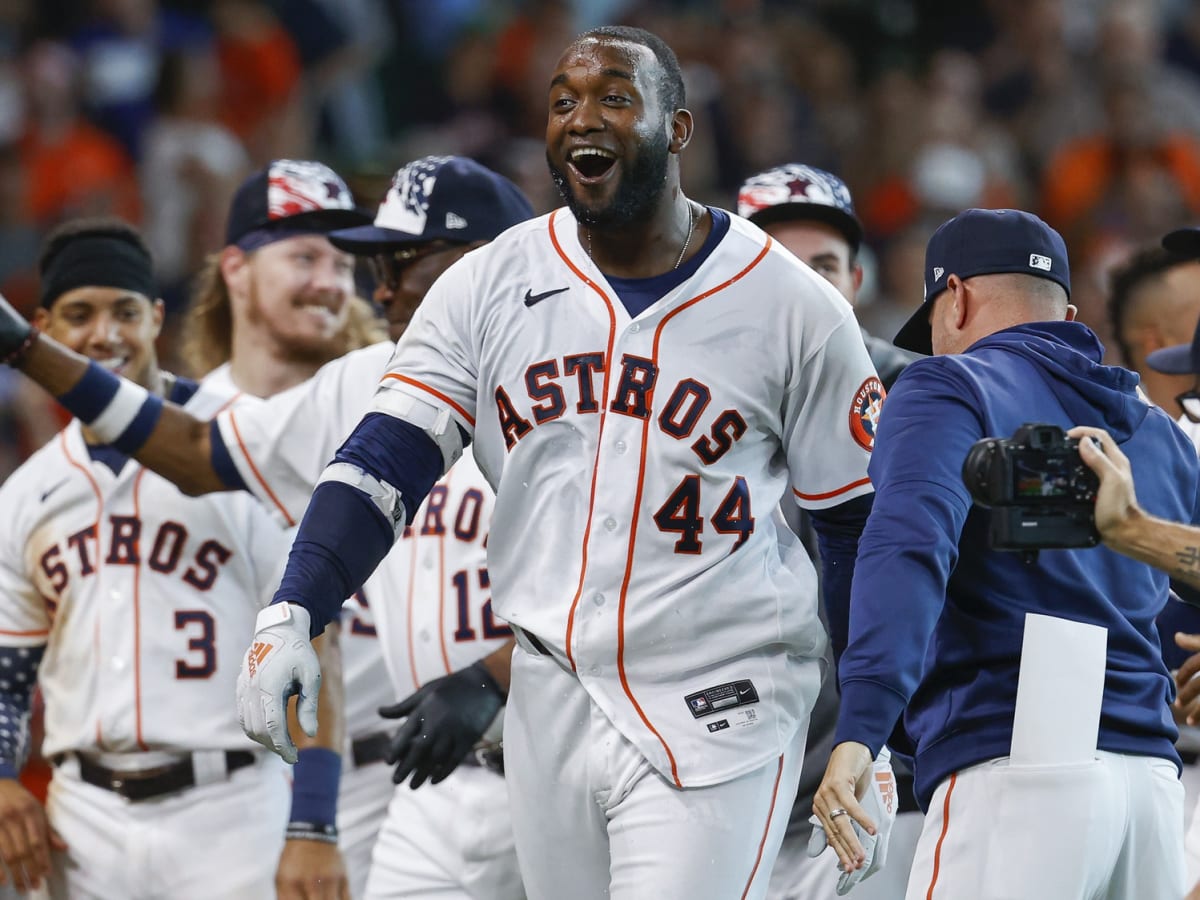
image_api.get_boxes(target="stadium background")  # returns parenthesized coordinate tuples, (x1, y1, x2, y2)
(3, 0, 1200, 481)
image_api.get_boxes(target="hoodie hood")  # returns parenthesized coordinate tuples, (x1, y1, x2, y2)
(965, 320, 1147, 443)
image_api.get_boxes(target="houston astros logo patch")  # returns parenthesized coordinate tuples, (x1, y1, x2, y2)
(849, 376, 885, 451)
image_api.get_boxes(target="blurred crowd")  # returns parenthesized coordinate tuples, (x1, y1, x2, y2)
(5, 0, 1200, 479)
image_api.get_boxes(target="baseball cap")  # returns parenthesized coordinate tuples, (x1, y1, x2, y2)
(1162, 226, 1200, 257)
(894, 208, 1071, 356)
(226, 159, 371, 251)
(736, 164, 863, 250)
(328, 155, 534, 252)
(1146, 317, 1200, 374)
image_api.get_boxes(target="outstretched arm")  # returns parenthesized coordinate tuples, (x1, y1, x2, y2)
(1070, 425, 1200, 589)
(3, 296, 228, 495)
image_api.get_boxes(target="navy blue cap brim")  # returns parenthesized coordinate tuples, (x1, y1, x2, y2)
(1146, 343, 1196, 374)
(747, 204, 863, 250)
(893, 301, 934, 356)
(1163, 227, 1200, 257)
(327, 224, 459, 252)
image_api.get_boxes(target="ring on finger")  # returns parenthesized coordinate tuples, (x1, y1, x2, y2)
(829, 808, 848, 820)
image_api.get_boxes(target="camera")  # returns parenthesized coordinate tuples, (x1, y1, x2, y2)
(961, 423, 1100, 551)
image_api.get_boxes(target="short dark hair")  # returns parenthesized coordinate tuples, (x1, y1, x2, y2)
(577, 25, 686, 114)
(39, 217, 151, 276)
(1107, 245, 1190, 364)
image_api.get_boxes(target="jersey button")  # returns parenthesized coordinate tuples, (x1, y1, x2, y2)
(604, 517, 617, 531)
(630, 323, 641, 334)
(110, 657, 126, 672)
(593, 593, 605, 607)
(588, 665, 600, 675)
(615, 441, 627, 454)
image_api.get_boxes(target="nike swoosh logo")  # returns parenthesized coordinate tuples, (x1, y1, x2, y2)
(524, 286, 569, 307)
(737, 686, 752, 696)
(40, 478, 69, 503)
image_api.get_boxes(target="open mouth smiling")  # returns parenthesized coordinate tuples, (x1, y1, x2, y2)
(568, 147, 617, 182)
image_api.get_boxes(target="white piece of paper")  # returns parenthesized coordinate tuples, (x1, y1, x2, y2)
(1009, 613, 1108, 766)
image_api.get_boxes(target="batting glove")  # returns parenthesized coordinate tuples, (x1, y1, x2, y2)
(378, 659, 505, 789)
(0, 293, 33, 363)
(807, 746, 898, 895)
(237, 603, 321, 764)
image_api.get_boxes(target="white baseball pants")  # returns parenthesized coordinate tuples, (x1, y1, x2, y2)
(906, 751, 1184, 900)
(504, 643, 805, 900)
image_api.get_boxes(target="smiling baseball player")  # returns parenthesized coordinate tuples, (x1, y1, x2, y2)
(230, 28, 877, 899)
(0, 218, 294, 899)
(0, 156, 534, 899)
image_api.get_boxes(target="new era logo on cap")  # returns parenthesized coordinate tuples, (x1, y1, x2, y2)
(933, 266, 944, 280)
(1029, 253, 1052, 271)
(446, 212, 468, 229)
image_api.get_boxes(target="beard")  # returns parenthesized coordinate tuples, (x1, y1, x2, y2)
(547, 129, 671, 229)
(244, 275, 344, 368)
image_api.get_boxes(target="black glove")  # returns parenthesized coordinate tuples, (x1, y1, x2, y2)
(0, 294, 32, 364)
(379, 658, 504, 789)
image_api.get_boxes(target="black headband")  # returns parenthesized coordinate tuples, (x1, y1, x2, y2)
(40, 235, 157, 309)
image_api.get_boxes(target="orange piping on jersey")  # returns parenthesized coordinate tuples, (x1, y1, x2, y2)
(0, 628, 50, 638)
(226, 409, 296, 527)
(131, 468, 148, 751)
(212, 391, 243, 416)
(406, 535, 421, 689)
(380, 374, 476, 429)
(60, 431, 107, 749)
(437, 466, 454, 675)
(740, 754, 785, 899)
(548, 208, 618, 672)
(793, 476, 872, 502)
(926, 772, 957, 899)
(615, 235, 773, 786)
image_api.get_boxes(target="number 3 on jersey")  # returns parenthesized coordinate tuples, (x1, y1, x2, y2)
(653, 475, 754, 554)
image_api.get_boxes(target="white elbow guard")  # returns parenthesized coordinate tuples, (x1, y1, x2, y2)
(318, 463, 407, 539)
(371, 387, 465, 473)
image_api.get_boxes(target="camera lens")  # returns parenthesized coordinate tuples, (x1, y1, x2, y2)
(962, 439, 998, 506)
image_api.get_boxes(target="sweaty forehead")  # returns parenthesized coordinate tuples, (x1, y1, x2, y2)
(551, 38, 659, 93)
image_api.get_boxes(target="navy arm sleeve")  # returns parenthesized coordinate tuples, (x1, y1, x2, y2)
(809, 492, 873, 664)
(0, 645, 44, 779)
(273, 412, 450, 636)
(833, 362, 980, 755)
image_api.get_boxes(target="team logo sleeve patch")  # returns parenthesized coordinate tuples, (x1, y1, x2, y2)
(849, 376, 885, 451)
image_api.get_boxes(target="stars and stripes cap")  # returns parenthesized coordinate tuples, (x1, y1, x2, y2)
(736, 164, 863, 251)
(226, 159, 371, 251)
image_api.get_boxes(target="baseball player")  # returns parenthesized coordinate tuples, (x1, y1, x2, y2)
(230, 27, 878, 899)
(0, 218, 295, 899)
(0, 156, 534, 898)
(179, 157, 396, 900)
(736, 164, 921, 899)
(815, 209, 1195, 899)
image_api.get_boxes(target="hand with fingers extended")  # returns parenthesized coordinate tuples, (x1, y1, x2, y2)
(0, 777, 66, 893)
(276, 837, 352, 900)
(237, 603, 322, 764)
(812, 741, 876, 877)
(379, 658, 504, 789)
(1067, 426, 1141, 546)
(808, 747, 898, 894)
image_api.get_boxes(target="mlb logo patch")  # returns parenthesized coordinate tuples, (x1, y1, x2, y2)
(1029, 253, 1052, 271)
(689, 696, 710, 714)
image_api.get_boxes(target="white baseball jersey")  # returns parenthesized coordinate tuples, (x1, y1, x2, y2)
(211, 341, 519, 898)
(0, 382, 291, 756)
(371, 208, 878, 788)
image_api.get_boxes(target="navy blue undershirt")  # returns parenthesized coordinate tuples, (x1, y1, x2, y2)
(86, 376, 200, 475)
(603, 207, 730, 318)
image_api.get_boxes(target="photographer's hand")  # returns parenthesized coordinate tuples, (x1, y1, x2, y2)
(1174, 633, 1200, 726)
(1067, 426, 1143, 551)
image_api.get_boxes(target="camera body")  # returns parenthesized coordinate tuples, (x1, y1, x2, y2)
(961, 423, 1100, 551)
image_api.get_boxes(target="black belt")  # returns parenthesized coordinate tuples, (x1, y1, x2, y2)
(513, 625, 552, 657)
(58, 751, 256, 802)
(352, 731, 504, 776)
(894, 771, 921, 814)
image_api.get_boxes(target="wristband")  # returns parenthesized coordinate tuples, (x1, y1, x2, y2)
(285, 821, 339, 844)
(289, 746, 341, 828)
(2, 326, 38, 368)
(57, 360, 164, 455)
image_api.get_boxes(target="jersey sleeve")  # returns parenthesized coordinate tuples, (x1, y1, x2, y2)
(373, 257, 481, 439)
(783, 312, 880, 510)
(213, 342, 395, 526)
(0, 487, 50, 646)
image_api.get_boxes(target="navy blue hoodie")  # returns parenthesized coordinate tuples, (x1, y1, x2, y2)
(835, 320, 1200, 810)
